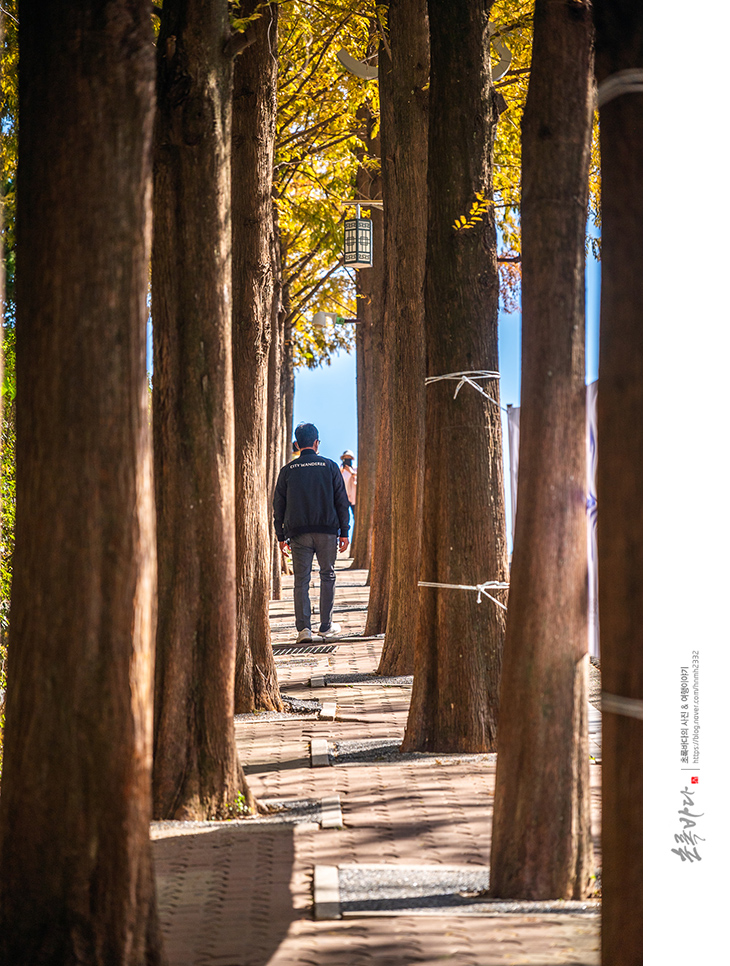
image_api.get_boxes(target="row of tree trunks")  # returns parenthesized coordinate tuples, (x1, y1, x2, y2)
(151, 0, 247, 819)
(351, 101, 384, 572)
(593, 1, 643, 962)
(402, 0, 508, 753)
(376, 0, 429, 677)
(489, 0, 595, 900)
(0, 1, 163, 960)
(232, 0, 283, 713)
(0, 1, 641, 954)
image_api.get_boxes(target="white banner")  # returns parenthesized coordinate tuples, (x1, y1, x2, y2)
(505, 381, 599, 658)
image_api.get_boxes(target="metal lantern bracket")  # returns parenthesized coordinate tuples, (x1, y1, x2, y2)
(487, 25, 513, 82)
(336, 48, 379, 80)
(340, 200, 384, 209)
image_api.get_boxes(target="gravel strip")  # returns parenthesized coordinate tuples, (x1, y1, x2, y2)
(330, 737, 496, 766)
(323, 673, 413, 687)
(336, 865, 600, 916)
(150, 799, 324, 837)
(234, 696, 322, 722)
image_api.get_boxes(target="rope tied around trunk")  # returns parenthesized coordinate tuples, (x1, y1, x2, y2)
(601, 691, 643, 720)
(596, 68, 643, 108)
(425, 370, 501, 407)
(418, 580, 510, 611)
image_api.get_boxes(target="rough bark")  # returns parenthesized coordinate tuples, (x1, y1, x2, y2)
(376, 0, 429, 676)
(402, 0, 508, 752)
(151, 0, 249, 820)
(489, 0, 595, 900)
(593, 1, 643, 961)
(232, 1, 283, 713)
(361, 75, 391, 632)
(363, 339, 392, 631)
(267, 256, 286, 600)
(351, 103, 384, 572)
(352, 301, 376, 569)
(282, 312, 295, 467)
(0, 2, 162, 961)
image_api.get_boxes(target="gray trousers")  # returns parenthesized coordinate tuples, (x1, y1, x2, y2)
(290, 533, 338, 633)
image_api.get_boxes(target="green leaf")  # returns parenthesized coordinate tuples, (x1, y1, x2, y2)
(1, 372, 15, 403)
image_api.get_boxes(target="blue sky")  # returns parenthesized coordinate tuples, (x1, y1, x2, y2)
(292, 349, 359, 465)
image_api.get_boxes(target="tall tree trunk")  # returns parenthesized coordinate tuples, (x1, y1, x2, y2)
(282, 313, 295, 466)
(593, 1, 642, 961)
(351, 103, 384, 572)
(352, 302, 377, 569)
(151, 0, 249, 820)
(363, 336, 391, 631)
(489, 0, 595, 900)
(362, 79, 391, 631)
(376, 0, 429, 676)
(0, 2, 162, 960)
(402, 0, 508, 753)
(267, 255, 286, 600)
(232, 1, 283, 713)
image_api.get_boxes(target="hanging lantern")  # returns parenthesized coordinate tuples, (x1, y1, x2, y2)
(343, 204, 372, 269)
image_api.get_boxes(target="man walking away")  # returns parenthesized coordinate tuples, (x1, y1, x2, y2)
(274, 423, 350, 643)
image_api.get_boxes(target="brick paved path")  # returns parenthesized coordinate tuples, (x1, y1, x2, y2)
(152, 559, 601, 965)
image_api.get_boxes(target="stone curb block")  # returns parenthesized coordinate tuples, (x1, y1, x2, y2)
(313, 865, 341, 920)
(310, 737, 330, 767)
(319, 795, 343, 829)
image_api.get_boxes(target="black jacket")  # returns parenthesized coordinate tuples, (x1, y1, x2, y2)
(273, 448, 350, 541)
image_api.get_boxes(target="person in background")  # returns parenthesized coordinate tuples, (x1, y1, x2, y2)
(340, 449, 357, 531)
(274, 423, 350, 643)
(290, 439, 300, 461)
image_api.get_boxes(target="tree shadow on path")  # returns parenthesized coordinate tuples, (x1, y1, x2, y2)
(153, 822, 296, 966)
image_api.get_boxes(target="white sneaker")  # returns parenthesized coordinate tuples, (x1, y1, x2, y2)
(296, 628, 312, 644)
(318, 622, 342, 640)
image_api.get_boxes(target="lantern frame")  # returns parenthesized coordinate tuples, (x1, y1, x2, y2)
(343, 203, 373, 269)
